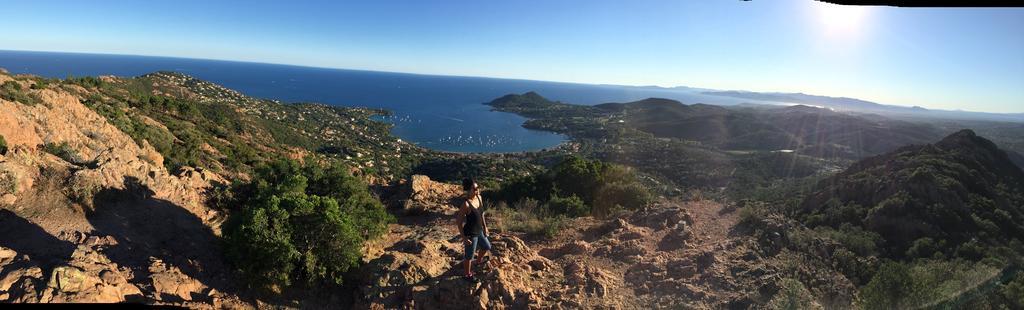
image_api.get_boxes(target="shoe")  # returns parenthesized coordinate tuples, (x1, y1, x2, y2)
(462, 275, 479, 283)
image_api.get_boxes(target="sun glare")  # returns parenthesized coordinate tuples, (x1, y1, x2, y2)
(813, 2, 870, 38)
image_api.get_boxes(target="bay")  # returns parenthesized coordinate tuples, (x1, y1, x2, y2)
(0, 50, 753, 153)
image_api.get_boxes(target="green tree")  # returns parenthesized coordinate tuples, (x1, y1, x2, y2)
(860, 262, 916, 309)
(224, 159, 392, 290)
(495, 155, 651, 219)
(547, 194, 588, 217)
(550, 155, 603, 202)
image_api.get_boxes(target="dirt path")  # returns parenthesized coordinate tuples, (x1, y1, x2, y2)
(686, 200, 740, 253)
(356, 191, 777, 309)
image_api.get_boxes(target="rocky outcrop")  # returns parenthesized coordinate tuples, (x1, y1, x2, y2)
(0, 246, 45, 302)
(387, 175, 464, 216)
(0, 85, 224, 225)
(0, 242, 142, 303)
(409, 175, 462, 204)
(39, 247, 143, 303)
(0, 234, 245, 307)
(0, 73, 243, 307)
(147, 259, 207, 303)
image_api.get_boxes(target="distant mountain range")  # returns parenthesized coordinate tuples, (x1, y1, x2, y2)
(702, 90, 1024, 123)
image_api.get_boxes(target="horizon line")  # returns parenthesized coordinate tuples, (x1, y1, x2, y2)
(1, 48, 1021, 115)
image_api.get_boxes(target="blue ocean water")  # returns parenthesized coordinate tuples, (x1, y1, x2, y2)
(0, 50, 751, 153)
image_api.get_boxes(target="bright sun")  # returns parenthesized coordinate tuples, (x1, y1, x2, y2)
(813, 2, 870, 37)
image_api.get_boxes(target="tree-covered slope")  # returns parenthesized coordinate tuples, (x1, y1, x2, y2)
(489, 92, 942, 160)
(42, 72, 427, 181)
(799, 129, 1024, 259)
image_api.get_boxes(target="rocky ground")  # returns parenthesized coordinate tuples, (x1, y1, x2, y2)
(355, 176, 787, 309)
(0, 74, 247, 307)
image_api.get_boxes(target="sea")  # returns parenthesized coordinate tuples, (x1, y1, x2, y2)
(0, 50, 756, 153)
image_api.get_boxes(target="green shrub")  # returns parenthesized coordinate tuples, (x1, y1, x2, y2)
(64, 75, 105, 88)
(495, 155, 651, 219)
(42, 142, 78, 163)
(592, 166, 653, 217)
(831, 248, 877, 285)
(737, 203, 770, 231)
(767, 278, 816, 310)
(224, 159, 392, 290)
(491, 199, 566, 239)
(29, 78, 52, 90)
(824, 224, 881, 257)
(549, 156, 605, 202)
(68, 178, 101, 208)
(1001, 272, 1024, 308)
(547, 194, 588, 217)
(860, 262, 919, 309)
(540, 215, 569, 239)
(906, 237, 940, 259)
(860, 260, 1000, 309)
(0, 171, 15, 195)
(0, 134, 7, 155)
(1, 81, 39, 106)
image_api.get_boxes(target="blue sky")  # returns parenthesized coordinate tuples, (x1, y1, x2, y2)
(2, 0, 1022, 113)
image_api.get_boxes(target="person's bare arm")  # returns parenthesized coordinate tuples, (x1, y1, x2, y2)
(454, 204, 466, 233)
(454, 201, 469, 242)
(481, 210, 489, 236)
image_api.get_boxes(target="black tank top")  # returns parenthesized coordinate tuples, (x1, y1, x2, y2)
(462, 197, 484, 236)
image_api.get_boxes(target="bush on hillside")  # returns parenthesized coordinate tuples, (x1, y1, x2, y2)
(128, 94, 201, 118)
(30, 77, 55, 90)
(490, 199, 568, 239)
(0, 171, 15, 196)
(0, 134, 7, 155)
(1001, 272, 1024, 308)
(494, 155, 651, 219)
(767, 278, 817, 310)
(796, 131, 1024, 262)
(547, 194, 587, 217)
(223, 159, 392, 290)
(42, 142, 78, 163)
(591, 172, 652, 217)
(1, 80, 39, 106)
(859, 259, 1001, 309)
(64, 75, 105, 88)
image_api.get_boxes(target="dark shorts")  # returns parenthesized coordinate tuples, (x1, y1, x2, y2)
(464, 234, 492, 260)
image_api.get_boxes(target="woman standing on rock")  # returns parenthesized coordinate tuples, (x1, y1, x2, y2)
(455, 177, 491, 283)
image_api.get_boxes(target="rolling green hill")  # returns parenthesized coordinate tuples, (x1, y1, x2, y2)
(489, 92, 944, 160)
(799, 129, 1024, 259)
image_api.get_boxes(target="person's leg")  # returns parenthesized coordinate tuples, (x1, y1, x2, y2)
(463, 235, 478, 276)
(474, 234, 492, 264)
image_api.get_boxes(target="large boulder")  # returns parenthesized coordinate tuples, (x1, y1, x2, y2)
(408, 175, 462, 205)
(147, 259, 207, 302)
